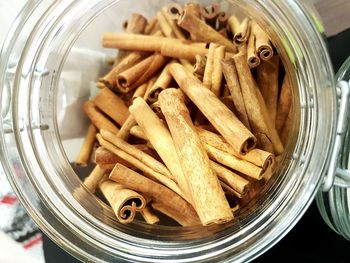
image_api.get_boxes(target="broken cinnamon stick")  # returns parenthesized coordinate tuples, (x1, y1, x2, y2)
(233, 18, 250, 46)
(251, 21, 274, 61)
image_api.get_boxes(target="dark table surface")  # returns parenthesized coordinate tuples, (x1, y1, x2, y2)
(43, 29, 350, 263)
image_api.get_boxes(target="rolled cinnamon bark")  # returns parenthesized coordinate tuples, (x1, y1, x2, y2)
(83, 101, 119, 133)
(276, 74, 292, 134)
(140, 205, 160, 224)
(257, 55, 280, 126)
(161, 7, 186, 39)
(183, 3, 201, 18)
(160, 41, 208, 62)
(196, 127, 274, 171)
(166, 3, 184, 20)
(200, 4, 221, 27)
(168, 63, 256, 155)
(203, 43, 218, 89)
(159, 88, 233, 225)
(110, 164, 200, 227)
(221, 58, 250, 129)
(211, 45, 226, 97)
(247, 32, 260, 68)
(144, 18, 159, 35)
(100, 51, 148, 89)
(83, 165, 106, 193)
(94, 88, 129, 125)
(177, 10, 237, 53)
(117, 53, 168, 93)
(157, 11, 176, 38)
(193, 55, 207, 76)
(210, 161, 250, 196)
(96, 134, 187, 202)
(233, 51, 283, 154)
(130, 125, 148, 141)
(94, 147, 135, 169)
(146, 61, 174, 103)
(74, 124, 97, 167)
(205, 143, 264, 180)
(228, 16, 240, 35)
(99, 179, 146, 224)
(233, 18, 250, 46)
(100, 129, 173, 180)
(132, 83, 148, 101)
(129, 98, 193, 205)
(251, 21, 274, 61)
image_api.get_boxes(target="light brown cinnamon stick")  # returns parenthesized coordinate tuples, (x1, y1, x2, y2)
(221, 58, 250, 129)
(210, 161, 250, 196)
(140, 205, 160, 224)
(247, 32, 260, 68)
(94, 88, 129, 125)
(203, 43, 218, 89)
(228, 16, 240, 35)
(193, 55, 207, 76)
(159, 88, 233, 225)
(94, 147, 135, 170)
(177, 10, 237, 53)
(233, 18, 250, 46)
(205, 143, 264, 180)
(166, 3, 184, 20)
(100, 129, 173, 180)
(129, 98, 193, 205)
(257, 55, 280, 126)
(83, 101, 119, 133)
(110, 164, 200, 227)
(161, 7, 186, 39)
(233, 51, 283, 154)
(276, 74, 292, 134)
(74, 124, 97, 167)
(168, 63, 256, 155)
(251, 21, 274, 61)
(83, 165, 106, 193)
(211, 45, 226, 97)
(200, 4, 221, 27)
(99, 179, 146, 224)
(196, 127, 274, 171)
(96, 134, 187, 202)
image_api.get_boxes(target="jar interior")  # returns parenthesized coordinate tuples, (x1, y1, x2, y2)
(41, 0, 301, 241)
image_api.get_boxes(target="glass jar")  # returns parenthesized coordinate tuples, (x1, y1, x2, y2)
(0, 0, 347, 262)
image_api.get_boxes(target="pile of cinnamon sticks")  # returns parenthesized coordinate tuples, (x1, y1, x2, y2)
(74, 2, 293, 227)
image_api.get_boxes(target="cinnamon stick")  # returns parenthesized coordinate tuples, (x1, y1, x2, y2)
(183, 3, 201, 18)
(233, 18, 250, 46)
(129, 98, 193, 205)
(210, 161, 250, 197)
(193, 55, 207, 76)
(276, 74, 292, 134)
(161, 7, 186, 39)
(203, 43, 218, 89)
(200, 4, 221, 27)
(96, 134, 187, 202)
(251, 21, 274, 61)
(160, 41, 208, 62)
(117, 53, 168, 93)
(132, 83, 148, 101)
(166, 3, 184, 20)
(144, 18, 159, 35)
(140, 205, 160, 224)
(221, 58, 250, 129)
(83, 101, 119, 133)
(74, 124, 97, 167)
(233, 51, 283, 154)
(94, 88, 129, 125)
(204, 143, 264, 180)
(211, 45, 226, 97)
(157, 11, 176, 38)
(257, 55, 280, 126)
(100, 129, 173, 180)
(99, 179, 146, 224)
(247, 32, 260, 68)
(159, 88, 233, 225)
(146, 61, 174, 103)
(177, 10, 237, 53)
(196, 127, 274, 171)
(168, 63, 256, 155)
(94, 147, 135, 169)
(83, 165, 106, 193)
(228, 16, 240, 35)
(110, 164, 200, 227)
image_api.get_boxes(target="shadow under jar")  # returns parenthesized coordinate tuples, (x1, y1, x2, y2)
(0, 0, 338, 262)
